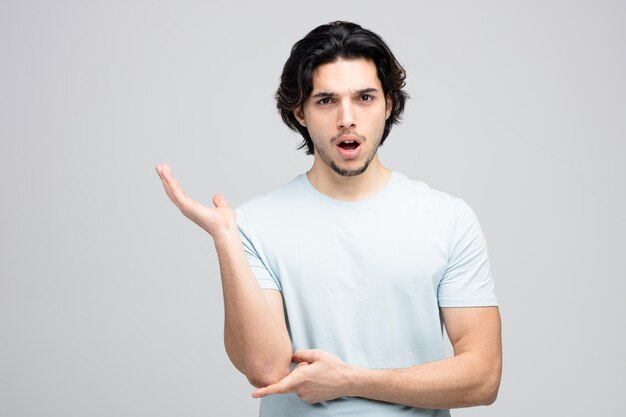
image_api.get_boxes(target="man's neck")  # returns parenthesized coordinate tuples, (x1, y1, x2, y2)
(306, 156, 392, 201)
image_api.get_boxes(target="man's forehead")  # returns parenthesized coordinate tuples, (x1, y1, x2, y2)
(310, 58, 381, 94)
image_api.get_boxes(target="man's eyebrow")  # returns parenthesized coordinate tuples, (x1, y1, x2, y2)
(356, 88, 379, 95)
(311, 91, 336, 98)
(311, 88, 380, 98)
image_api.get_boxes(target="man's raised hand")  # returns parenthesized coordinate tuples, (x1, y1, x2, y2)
(155, 163, 237, 238)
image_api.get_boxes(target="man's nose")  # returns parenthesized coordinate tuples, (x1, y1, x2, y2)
(337, 101, 356, 130)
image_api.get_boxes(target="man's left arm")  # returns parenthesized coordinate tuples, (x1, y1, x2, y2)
(347, 306, 501, 408)
(252, 306, 502, 408)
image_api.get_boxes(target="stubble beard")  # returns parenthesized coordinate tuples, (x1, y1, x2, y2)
(314, 133, 381, 177)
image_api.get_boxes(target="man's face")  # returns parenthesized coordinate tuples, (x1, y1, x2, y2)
(294, 58, 392, 177)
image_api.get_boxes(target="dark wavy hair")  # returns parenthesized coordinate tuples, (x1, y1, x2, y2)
(276, 21, 409, 155)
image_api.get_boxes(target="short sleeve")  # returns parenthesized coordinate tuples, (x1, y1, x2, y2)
(437, 199, 498, 307)
(235, 205, 281, 291)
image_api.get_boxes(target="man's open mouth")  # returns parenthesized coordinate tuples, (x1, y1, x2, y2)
(337, 140, 360, 150)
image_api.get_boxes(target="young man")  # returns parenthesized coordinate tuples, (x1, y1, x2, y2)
(156, 21, 501, 417)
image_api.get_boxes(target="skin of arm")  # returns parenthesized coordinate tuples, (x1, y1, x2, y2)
(346, 306, 502, 408)
(155, 164, 292, 388)
(216, 231, 293, 387)
(253, 306, 502, 408)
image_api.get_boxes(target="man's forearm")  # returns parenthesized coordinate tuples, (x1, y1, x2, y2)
(154, 165, 291, 386)
(346, 352, 501, 409)
(214, 228, 292, 388)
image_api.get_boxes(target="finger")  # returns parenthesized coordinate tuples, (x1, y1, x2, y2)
(251, 373, 297, 398)
(156, 165, 177, 202)
(292, 349, 322, 363)
(212, 193, 230, 208)
(155, 164, 168, 183)
(160, 164, 182, 194)
(157, 168, 182, 210)
(157, 164, 194, 210)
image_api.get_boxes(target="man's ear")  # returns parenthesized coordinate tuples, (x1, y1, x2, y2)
(385, 94, 393, 120)
(294, 106, 307, 127)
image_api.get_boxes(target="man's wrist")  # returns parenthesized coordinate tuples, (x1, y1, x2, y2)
(212, 225, 242, 249)
(345, 366, 371, 397)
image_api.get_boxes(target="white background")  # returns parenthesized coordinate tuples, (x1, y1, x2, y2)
(1, 1, 624, 415)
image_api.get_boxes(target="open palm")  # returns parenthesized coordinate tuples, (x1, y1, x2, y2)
(155, 164, 236, 238)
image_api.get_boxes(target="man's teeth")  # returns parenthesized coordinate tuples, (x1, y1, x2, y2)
(338, 140, 359, 149)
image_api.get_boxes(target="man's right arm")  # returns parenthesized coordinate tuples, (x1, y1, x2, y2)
(155, 164, 292, 388)
(214, 229, 292, 387)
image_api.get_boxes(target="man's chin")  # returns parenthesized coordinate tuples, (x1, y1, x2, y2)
(329, 161, 370, 177)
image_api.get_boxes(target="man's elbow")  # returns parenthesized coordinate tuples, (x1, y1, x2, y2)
(247, 363, 291, 389)
(479, 387, 498, 406)
(477, 370, 501, 405)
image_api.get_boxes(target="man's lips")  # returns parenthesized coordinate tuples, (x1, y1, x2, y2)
(335, 134, 363, 159)
(334, 134, 363, 146)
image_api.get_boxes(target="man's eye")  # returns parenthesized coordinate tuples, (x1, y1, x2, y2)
(318, 98, 332, 105)
(360, 94, 373, 102)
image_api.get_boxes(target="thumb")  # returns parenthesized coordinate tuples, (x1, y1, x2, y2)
(212, 193, 229, 208)
(292, 349, 321, 363)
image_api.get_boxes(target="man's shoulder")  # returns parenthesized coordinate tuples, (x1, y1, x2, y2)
(393, 171, 462, 210)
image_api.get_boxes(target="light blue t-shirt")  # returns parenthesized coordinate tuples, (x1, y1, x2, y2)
(235, 171, 498, 416)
